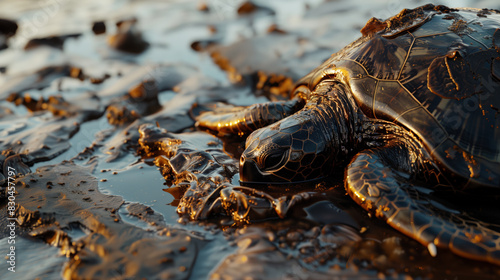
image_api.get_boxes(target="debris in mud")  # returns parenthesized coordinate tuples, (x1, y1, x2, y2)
(7, 93, 90, 118)
(106, 80, 161, 125)
(208, 34, 329, 98)
(255, 71, 294, 99)
(106, 104, 141, 125)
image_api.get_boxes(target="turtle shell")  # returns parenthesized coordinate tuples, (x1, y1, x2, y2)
(296, 5, 500, 188)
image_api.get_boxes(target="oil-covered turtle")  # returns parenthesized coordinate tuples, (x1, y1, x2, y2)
(196, 5, 500, 265)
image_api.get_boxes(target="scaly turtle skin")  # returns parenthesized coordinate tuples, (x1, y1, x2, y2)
(197, 5, 500, 265)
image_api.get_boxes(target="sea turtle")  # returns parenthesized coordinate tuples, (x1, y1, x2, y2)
(196, 5, 500, 264)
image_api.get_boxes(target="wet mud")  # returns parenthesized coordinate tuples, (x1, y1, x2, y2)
(1, 0, 500, 279)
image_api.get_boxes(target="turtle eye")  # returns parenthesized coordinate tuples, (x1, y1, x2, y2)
(262, 151, 288, 171)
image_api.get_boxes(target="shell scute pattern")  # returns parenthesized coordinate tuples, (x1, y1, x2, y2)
(310, 7, 500, 184)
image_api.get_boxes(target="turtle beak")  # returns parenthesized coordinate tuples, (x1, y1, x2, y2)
(239, 155, 268, 183)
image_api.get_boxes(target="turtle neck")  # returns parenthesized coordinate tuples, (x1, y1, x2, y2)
(306, 80, 363, 165)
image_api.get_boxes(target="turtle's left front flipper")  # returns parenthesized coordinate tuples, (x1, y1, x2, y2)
(195, 98, 304, 135)
(346, 142, 500, 265)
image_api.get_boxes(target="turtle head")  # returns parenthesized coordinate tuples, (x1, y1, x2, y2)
(239, 113, 333, 184)
(239, 81, 356, 185)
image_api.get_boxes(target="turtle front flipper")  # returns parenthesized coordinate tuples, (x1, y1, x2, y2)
(346, 143, 500, 265)
(195, 98, 304, 136)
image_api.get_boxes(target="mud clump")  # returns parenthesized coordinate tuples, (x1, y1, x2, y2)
(0, 18, 18, 36)
(0, 18, 17, 49)
(106, 80, 161, 125)
(255, 71, 294, 99)
(108, 18, 149, 54)
(24, 34, 81, 50)
(92, 21, 106, 35)
(106, 104, 141, 125)
(237, 1, 274, 16)
(190, 39, 217, 52)
(8, 94, 77, 117)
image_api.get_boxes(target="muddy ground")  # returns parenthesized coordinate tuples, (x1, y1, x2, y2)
(1, 0, 500, 279)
